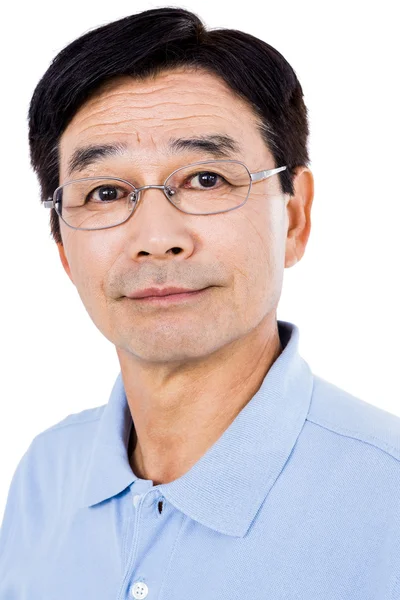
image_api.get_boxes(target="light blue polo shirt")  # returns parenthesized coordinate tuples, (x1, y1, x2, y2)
(1, 320, 400, 599)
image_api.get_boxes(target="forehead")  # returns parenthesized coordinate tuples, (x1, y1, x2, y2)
(59, 68, 269, 178)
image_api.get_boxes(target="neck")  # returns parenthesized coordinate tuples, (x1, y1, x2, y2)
(119, 317, 282, 485)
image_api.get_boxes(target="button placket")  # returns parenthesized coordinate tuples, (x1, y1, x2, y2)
(125, 489, 165, 599)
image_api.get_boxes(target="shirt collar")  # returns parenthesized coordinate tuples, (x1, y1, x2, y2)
(79, 319, 314, 537)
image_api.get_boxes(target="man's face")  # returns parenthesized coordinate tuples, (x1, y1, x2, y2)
(57, 67, 295, 363)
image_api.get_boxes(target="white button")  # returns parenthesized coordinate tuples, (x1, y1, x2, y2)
(133, 494, 142, 508)
(131, 581, 149, 598)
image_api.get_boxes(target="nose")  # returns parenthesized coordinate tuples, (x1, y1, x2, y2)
(123, 183, 194, 260)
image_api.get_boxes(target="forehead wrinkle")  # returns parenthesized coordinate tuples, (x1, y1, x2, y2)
(66, 101, 247, 137)
(102, 85, 237, 100)
(80, 78, 182, 105)
(97, 83, 214, 98)
(72, 86, 250, 129)
(69, 82, 256, 135)
(68, 103, 239, 136)
(73, 98, 240, 122)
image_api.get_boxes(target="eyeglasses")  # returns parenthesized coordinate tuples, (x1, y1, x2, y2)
(44, 159, 287, 231)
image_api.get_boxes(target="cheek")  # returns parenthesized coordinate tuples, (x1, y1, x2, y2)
(61, 231, 111, 304)
(227, 200, 285, 310)
(208, 208, 276, 292)
(247, 191, 286, 261)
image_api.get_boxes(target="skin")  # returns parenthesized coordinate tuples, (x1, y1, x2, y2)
(56, 66, 314, 485)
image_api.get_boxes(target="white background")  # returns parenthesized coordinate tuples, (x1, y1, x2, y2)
(0, 0, 399, 521)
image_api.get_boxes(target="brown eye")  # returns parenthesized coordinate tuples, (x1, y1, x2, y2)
(186, 171, 225, 190)
(87, 185, 125, 202)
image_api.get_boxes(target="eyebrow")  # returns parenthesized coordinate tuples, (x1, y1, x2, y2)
(65, 134, 242, 178)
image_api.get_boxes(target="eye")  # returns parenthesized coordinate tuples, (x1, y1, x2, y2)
(86, 185, 127, 203)
(185, 171, 225, 190)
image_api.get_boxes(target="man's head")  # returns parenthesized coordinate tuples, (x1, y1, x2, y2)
(28, 7, 313, 364)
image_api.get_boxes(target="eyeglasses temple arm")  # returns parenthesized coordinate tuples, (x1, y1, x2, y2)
(250, 165, 287, 183)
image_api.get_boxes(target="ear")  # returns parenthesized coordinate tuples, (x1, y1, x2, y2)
(284, 167, 314, 268)
(56, 242, 75, 284)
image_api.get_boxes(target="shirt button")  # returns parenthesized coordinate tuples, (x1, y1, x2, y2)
(130, 581, 149, 598)
(132, 494, 142, 508)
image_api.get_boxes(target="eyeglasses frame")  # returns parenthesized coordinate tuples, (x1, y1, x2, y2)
(43, 159, 287, 231)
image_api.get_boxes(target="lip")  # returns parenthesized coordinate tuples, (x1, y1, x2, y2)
(126, 287, 211, 304)
(126, 286, 206, 299)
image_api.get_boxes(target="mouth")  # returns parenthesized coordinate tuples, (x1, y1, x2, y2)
(126, 287, 211, 305)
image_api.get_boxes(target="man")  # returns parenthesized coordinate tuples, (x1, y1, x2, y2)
(0, 7, 399, 600)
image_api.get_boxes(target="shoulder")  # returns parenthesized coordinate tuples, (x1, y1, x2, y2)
(0, 404, 106, 557)
(27, 404, 106, 471)
(7, 404, 106, 499)
(307, 374, 400, 464)
(34, 404, 105, 440)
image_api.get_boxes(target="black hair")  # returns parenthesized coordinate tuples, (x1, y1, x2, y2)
(28, 6, 310, 245)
